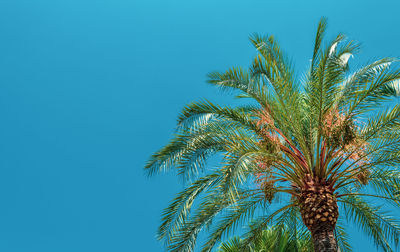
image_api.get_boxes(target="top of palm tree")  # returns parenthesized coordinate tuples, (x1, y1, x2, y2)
(145, 18, 400, 252)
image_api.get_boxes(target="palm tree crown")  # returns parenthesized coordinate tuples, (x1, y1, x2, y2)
(145, 18, 400, 252)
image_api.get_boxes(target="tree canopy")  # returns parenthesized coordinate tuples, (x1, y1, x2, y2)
(146, 18, 400, 252)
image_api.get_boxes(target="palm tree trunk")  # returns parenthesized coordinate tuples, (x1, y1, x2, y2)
(312, 225, 337, 252)
(298, 181, 339, 252)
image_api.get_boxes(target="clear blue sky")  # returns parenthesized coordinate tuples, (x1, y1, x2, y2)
(0, 0, 399, 251)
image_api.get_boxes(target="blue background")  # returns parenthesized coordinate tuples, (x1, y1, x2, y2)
(0, 0, 399, 251)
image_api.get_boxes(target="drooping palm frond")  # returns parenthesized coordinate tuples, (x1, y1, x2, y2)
(339, 194, 400, 252)
(335, 220, 352, 252)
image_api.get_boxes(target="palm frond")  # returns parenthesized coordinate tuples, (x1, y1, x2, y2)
(335, 219, 352, 252)
(339, 194, 400, 251)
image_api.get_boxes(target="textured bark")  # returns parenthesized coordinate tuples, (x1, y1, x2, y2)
(299, 188, 339, 230)
(312, 226, 338, 252)
(298, 175, 339, 251)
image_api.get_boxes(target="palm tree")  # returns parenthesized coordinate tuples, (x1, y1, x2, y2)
(145, 18, 400, 251)
(218, 225, 314, 252)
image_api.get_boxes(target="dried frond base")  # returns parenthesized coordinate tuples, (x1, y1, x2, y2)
(299, 186, 338, 235)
